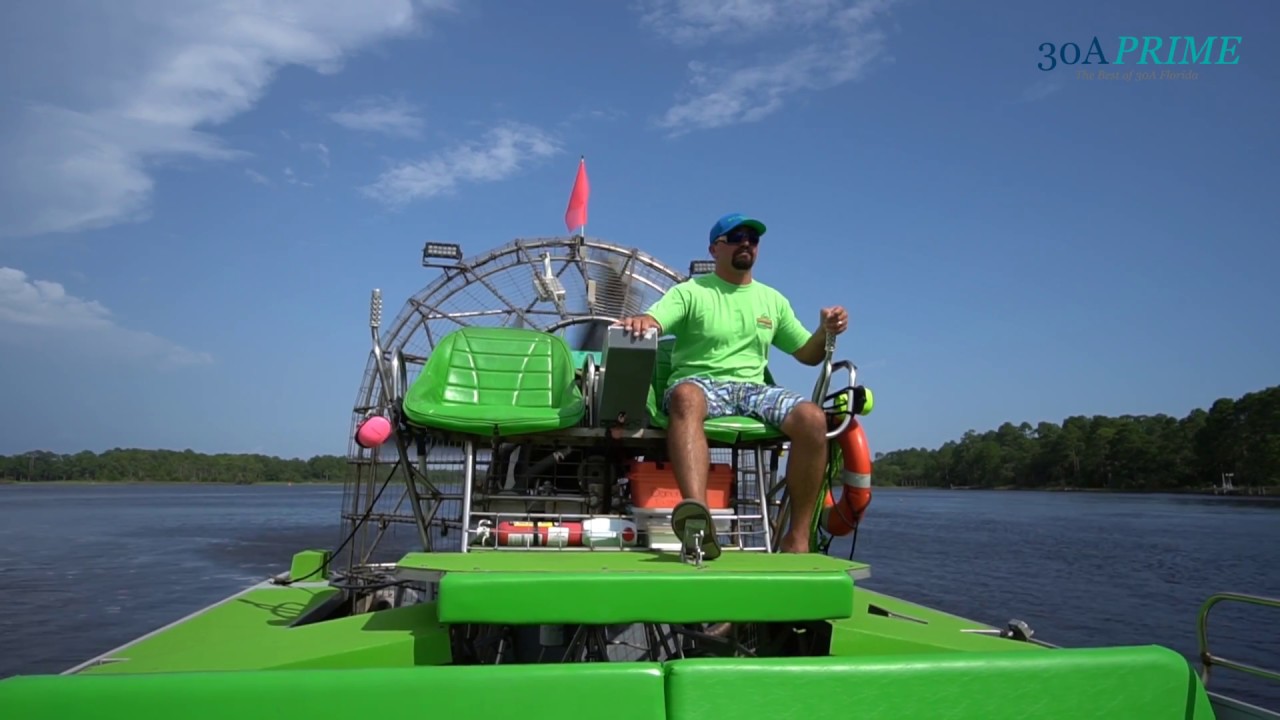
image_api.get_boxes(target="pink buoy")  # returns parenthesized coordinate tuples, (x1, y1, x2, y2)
(355, 415, 393, 448)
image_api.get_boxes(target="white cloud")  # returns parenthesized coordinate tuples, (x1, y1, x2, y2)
(328, 95, 426, 138)
(245, 168, 272, 185)
(637, 0, 846, 44)
(639, 0, 897, 134)
(302, 141, 331, 167)
(1019, 78, 1062, 103)
(362, 122, 562, 206)
(0, 105, 239, 238)
(0, 0, 456, 240)
(0, 267, 213, 369)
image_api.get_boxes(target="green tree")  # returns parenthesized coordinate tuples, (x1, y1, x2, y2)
(873, 386, 1280, 492)
(0, 448, 359, 484)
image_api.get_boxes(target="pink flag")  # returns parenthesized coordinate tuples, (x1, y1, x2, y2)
(564, 156, 589, 234)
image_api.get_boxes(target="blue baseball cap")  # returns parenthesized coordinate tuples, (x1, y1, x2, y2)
(709, 212, 766, 244)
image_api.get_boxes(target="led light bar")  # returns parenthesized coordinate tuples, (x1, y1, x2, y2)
(688, 260, 715, 276)
(422, 242, 463, 267)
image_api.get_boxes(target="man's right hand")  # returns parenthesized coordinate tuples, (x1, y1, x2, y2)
(615, 314, 661, 339)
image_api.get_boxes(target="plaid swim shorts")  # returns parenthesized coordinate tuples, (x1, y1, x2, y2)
(663, 377, 807, 429)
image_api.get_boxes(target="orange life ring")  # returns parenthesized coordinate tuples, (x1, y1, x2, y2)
(820, 416, 872, 536)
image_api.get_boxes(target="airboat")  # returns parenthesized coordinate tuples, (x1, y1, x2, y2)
(1, 234, 1276, 719)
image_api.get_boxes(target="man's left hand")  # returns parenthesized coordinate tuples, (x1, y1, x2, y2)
(820, 306, 849, 336)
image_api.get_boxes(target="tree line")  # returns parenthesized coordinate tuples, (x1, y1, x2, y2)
(4, 384, 1276, 490)
(872, 385, 1279, 492)
(0, 448, 354, 484)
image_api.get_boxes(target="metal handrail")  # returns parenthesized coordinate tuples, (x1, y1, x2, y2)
(1197, 591, 1280, 687)
(810, 331, 838, 403)
(821, 360, 857, 440)
(581, 354, 598, 427)
(808, 333, 859, 440)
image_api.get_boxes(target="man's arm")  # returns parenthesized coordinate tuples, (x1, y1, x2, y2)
(618, 285, 687, 338)
(790, 330, 831, 366)
(645, 284, 688, 332)
(773, 300, 820, 365)
(776, 302, 848, 366)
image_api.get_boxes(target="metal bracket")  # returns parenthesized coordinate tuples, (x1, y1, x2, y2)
(680, 529, 707, 568)
(1000, 619, 1035, 642)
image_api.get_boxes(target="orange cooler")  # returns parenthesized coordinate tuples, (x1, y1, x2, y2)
(627, 460, 733, 509)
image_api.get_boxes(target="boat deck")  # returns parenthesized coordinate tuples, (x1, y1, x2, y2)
(67, 582, 449, 676)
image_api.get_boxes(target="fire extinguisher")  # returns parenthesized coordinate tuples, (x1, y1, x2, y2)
(495, 521, 582, 547)
(481, 518, 638, 548)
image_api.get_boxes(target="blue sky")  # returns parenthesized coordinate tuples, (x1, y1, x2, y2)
(1, 0, 1276, 460)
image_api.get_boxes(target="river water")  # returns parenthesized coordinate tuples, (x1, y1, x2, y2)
(1, 483, 1277, 709)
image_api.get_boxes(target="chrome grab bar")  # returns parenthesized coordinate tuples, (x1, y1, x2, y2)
(810, 331, 838, 403)
(811, 334, 859, 440)
(1198, 592, 1280, 687)
(822, 361, 857, 440)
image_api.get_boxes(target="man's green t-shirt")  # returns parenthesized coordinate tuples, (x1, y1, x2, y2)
(644, 273, 811, 389)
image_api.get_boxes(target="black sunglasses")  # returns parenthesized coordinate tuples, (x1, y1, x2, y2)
(721, 229, 760, 246)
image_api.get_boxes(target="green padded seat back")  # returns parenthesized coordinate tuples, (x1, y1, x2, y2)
(402, 327, 585, 437)
(401, 551, 856, 625)
(662, 646, 1215, 720)
(643, 337, 674, 425)
(0, 663, 668, 720)
(646, 337, 784, 444)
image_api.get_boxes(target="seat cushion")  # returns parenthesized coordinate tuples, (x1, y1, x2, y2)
(663, 646, 1215, 720)
(400, 551, 857, 625)
(649, 412, 782, 445)
(646, 338, 785, 444)
(402, 327, 585, 436)
(0, 663, 668, 720)
(406, 402, 584, 436)
(704, 416, 784, 443)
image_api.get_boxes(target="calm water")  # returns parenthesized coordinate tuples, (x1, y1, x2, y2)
(1, 484, 1277, 709)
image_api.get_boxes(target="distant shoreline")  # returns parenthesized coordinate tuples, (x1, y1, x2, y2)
(4, 479, 1274, 500)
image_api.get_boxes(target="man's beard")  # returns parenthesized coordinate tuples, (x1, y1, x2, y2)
(731, 250, 755, 270)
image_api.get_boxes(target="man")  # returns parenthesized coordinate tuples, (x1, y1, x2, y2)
(617, 212, 848, 559)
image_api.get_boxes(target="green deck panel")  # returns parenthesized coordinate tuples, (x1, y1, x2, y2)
(75, 584, 451, 675)
(828, 586, 1048, 657)
(662, 645, 1216, 720)
(0, 663, 669, 720)
(398, 550, 863, 625)
(646, 338, 785, 444)
(401, 327, 586, 436)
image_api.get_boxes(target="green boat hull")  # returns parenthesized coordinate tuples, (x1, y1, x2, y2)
(0, 547, 1274, 719)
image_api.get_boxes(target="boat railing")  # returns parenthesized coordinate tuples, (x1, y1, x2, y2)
(1198, 591, 1280, 687)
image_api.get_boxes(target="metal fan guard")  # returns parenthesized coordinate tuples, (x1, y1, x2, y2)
(347, 235, 688, 464)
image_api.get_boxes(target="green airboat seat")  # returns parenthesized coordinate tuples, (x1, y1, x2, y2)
(645, 338, 786, 444)
(401, 327, 586, 437)
(661, 645, 1214, 720)
(397, 551, 863, 626)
